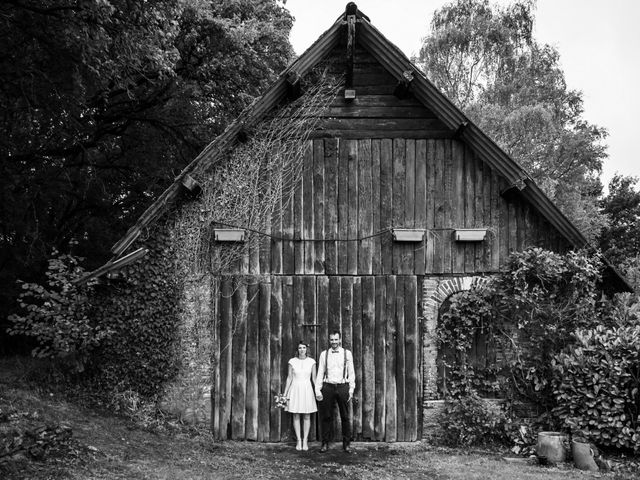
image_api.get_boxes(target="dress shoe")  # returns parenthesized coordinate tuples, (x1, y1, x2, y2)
(319, 443, 328, 453)
(343, 443, 352, 453)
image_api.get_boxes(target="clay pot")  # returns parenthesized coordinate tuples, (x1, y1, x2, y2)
(571, 439, 598, 471)
(536, 431, 567, 465)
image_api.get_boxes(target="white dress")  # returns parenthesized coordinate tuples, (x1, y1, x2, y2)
(285, 357, 318, 414)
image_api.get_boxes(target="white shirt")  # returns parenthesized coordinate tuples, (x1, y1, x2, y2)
(315, 347, 355, 398)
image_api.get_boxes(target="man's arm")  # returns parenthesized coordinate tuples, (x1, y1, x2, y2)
(315, 350, 325, 399)
(347, 349, 355, 399)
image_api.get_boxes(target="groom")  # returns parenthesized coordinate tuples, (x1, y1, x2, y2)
(315, 331, 355, 453)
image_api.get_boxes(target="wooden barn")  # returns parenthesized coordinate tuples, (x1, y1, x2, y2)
(89, 4, 630, 442)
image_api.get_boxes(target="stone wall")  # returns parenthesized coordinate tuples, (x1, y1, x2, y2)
(159, 275, 215, 425)
(421, 275, 491, 440)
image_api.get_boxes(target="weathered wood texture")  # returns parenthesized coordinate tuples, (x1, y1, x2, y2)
(211, 274, 420, 442)
(259, 137, 569, 276)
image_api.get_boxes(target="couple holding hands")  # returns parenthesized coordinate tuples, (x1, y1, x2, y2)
(283, 331, 355, 453)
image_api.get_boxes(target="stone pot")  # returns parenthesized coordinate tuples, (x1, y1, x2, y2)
(571, 439, 598, 471)
(536, 431, 567, 465)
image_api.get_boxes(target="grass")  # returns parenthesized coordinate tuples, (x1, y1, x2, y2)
(1, 356, 638, 479)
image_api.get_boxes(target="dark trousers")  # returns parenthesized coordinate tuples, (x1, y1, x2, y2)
(319, 382, 351, 445)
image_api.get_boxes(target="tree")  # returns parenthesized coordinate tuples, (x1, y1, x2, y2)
(416, 0, 608, 241)
(0, 0, 294, 352)
(598, 174, 640, 287)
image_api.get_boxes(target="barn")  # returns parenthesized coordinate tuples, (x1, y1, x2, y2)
(86, 3, 630, 442)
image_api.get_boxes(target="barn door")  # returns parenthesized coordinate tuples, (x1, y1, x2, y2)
(212, 274, 421, 442)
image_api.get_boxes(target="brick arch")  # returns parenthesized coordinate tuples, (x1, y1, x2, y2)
(421, 276, 491, 402)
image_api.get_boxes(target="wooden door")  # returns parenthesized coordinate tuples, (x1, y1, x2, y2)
(212, 274, 421, 442)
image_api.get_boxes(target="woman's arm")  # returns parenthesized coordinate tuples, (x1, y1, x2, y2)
(284, 363, 293, 398)
(311, 362, 317, 388)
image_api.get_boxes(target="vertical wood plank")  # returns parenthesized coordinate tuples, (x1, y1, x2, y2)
(361, 276, 376, 440)
(392, 138, 406, 274)
(404, 139, 416, 274)
(294, 150, 304, 274)
(443, 140, 453, 273)
(374, 276, 386, 441)
(452, 140, 465, 273)
(358, 139, 373, 274)
(371, 140, 382, 274)
(302, 276, 317, 440)
(313, 140, 325, 274)
(340, 277, 354, 440)
(281, 276, 293, 440)
(324, 139, 339, 274)
(509, 201, 517, 254)
(404, 276, 419, 441)
(245, 282, 259, 440)
(380, 139, 393, 274)
(426, 139, 436, 273)
(269, 277, 282, 441)
(464, 144, 475, 273)
(415, 139, 427, 275)
(316, 275, 329, 441)
(218, 277, 233, 440)
(283, 169, 295, 274)
(395, 276, 406, 441)
(328, 276, 342, 335)
(433, 140, 445, 274)
(491, 172, 501, 270)
(482, 159, 492, 271)
(292, 276, 305, 347)
(303, 141, 315, 274)
(384, 275, 397, 442)
(347, 140, 359, 274)
(259, 213, 272, 275)
(474, 149, 485, 271)
(338, 140, 350, 274)
(231, 280, 247, 439)
(498, 178, 509, 263)
(257, 281, 271, 442)
(211, 277, 221, 439)
(352, 277, 363, 440)
(271, 191, 283, 275)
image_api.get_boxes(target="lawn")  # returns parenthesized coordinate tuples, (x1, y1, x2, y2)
(1, 358, 638, 480)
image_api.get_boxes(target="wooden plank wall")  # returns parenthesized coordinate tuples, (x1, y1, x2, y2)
(254, 136, 567, 277)
(212, 274, 420, 442)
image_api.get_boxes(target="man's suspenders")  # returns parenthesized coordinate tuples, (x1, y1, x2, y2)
(323, 348, 348, 383)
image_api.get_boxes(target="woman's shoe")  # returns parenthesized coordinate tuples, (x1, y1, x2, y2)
(296, 440, 302, 451)
(302, 440, 309, 451)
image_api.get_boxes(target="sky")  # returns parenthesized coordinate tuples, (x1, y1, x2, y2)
(284, 0, 640, 190)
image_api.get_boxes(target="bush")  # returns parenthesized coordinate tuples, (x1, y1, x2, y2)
(7, 250, 111, 369)
(439, 393, 509, 447)
(552, 325, 640, 452)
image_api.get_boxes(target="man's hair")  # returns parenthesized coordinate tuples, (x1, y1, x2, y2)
(329, 330, 341, 338)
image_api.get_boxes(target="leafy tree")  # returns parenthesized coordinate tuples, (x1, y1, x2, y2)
(416, 0, 608, 241)
(598, 174, 640, 282)
(0, 0, 294, 351)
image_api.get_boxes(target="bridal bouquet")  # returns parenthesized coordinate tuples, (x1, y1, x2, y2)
(273, 393, 288, 409)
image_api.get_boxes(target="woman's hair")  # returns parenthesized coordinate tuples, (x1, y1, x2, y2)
(295, 340, 311, 358)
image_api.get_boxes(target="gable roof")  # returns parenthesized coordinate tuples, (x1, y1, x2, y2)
(84, 4, 632, 292)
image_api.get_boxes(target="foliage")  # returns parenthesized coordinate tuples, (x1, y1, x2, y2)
(7, 249, 111, 367)
(598, 174, 640, 274)
(438, 247, 607, 409)
(416, 0, 608, 241)
(89, 229, 181, 399)
(552, 325, 640, 452)
(0, 0, 294, 352)
(439, 393, 509, 447)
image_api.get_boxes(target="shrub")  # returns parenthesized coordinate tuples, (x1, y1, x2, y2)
(439, 393, 509, 447)
(7, 250, 111, 369)
(552, 325, 640, 452)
